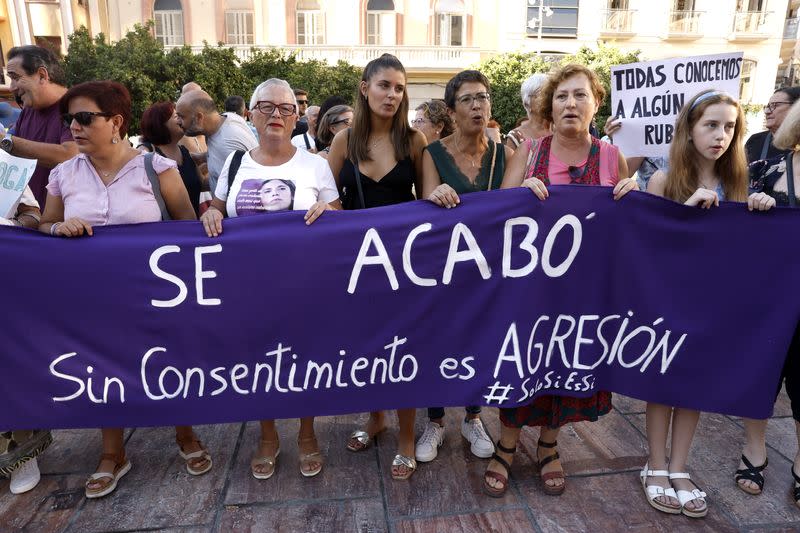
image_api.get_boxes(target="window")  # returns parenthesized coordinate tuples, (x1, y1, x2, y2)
(226, 11, 254, 44)
(154, 0, 184, 46)
(366, 0, 396, 45)
(296, 0, 325, 45)
(527, 0, 579, 38)
(434, 0, 465, 47)
(736, 0, 764, 11)
(672, 0, 695, 11)
(740, 59, 756, 103)
(608, 0, 629, 8)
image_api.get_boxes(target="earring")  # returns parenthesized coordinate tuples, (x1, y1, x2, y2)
(111, 136, 119, 144)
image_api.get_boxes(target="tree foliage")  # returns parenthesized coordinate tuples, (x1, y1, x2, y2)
(475, 43, 642, 132)
(64, 24, 361, 134)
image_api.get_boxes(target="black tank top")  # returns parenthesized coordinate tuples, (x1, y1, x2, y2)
(339, 157, 415, 210)
(154, 144, 202, 216)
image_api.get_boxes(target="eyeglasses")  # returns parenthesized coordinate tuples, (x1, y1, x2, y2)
(252, 101, 297, 116)
(331, 118, 352, 127)
(765, 101, 793, 112)
(411, 118, 429, 127)
(456, 92, 491, 106)
(296, 99, 308, 105)
(62, 111, 115, 127)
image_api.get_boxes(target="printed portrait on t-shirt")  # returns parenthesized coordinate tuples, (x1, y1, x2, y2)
(235, 178, 296, 215)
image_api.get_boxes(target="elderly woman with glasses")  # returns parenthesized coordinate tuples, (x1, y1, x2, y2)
(483, 64, 636, 499)
(745, 86, 800, 163)
(200, 78, 340, 480)
(315, 105, 353, 159)
(412, 99, 454, 145)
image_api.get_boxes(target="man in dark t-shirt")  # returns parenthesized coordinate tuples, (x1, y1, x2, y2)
(2, 46, 77, 207)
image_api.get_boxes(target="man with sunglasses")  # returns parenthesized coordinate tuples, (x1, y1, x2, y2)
(1, 45, 78, 208)
(291, 88, 310, 139)
(175, 89, 257, 194)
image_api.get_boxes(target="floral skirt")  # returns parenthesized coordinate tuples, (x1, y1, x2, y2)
(500, 392, 612, 429)
(0, 430, 52, 477)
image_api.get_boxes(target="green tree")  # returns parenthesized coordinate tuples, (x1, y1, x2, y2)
(474, 52, 552, 133)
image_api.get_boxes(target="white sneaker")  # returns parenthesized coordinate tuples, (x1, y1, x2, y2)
(415, 422, 445, 462)
(461, 418, 494, 459)
(10, 458, 41, 494)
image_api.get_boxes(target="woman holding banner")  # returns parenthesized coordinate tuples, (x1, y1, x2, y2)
(645, 89, 774, 517)
(201, 78, 340, 480)
(484, 64, 636, 499)
(417, 70, 511, 465)
(743, 98, 800, 505)
(326, 54, 427, 481)
(38, 81, 206, 499)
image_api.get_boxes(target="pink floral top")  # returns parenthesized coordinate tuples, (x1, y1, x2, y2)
(46, 153, 177, 226)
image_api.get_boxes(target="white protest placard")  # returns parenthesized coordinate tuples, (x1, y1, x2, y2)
(610, 52, 743, 158)
(0, 149, 37, 218)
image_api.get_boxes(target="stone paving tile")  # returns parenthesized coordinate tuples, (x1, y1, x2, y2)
(393, 509, 535, 533)
(519, 471, 739, 532)
(0, 475, 84, 532)
(380, 408, 524, 520)
(224, 415, 382, 505)
(37, 428, 134, 476)
(66, 424, 239, 533)
(215, 498, 386, 533)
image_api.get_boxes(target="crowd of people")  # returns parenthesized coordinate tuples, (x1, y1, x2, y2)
(1, 44, 799, 520)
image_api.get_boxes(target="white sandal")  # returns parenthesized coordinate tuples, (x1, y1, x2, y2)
(668, 472, 708, 518)
(640, 463, 681, 514)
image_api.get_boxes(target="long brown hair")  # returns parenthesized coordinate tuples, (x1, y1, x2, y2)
(347, 53, 411, 163)
(665, 90, 748, 203)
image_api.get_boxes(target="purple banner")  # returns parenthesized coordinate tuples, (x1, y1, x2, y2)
(1, 186, 797, 429)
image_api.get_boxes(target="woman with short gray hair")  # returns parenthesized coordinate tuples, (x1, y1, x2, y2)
(505, 73, 549, 149)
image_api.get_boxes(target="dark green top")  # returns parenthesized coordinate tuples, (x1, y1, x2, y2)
(426, 139, 505, 194)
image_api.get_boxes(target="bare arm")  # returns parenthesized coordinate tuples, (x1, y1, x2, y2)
(500, 140, 531, 188)
(420, 148, 442, 199)
(14, 204, 41, 229)
(159, 168, 197, 220)
(625, 156, 645, 179)
(646, 170, 667, 197)
(326, 129, 349, 188)
(11, 139, 79, 168)
(410, 130, 427, 199)
(617, 150, 629, 183)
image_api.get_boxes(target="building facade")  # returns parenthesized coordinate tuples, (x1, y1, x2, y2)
(0, 1, 795, 108)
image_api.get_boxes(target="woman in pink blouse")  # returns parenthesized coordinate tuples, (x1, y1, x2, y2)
(39, 81, 204, 499)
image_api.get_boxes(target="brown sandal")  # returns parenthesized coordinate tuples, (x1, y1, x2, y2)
(85, 451, 131, 499)
(537, 439, 565, 496)
(298, 436, 323, 478)
(251, 438, 280, 480)
(176, 434, 213, 476)
(483, 441, 516, 498)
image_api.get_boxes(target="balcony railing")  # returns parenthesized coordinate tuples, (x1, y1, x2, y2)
(167, 44, 483, 70)
(730, 11, 772, 38)
(599, 9, 636, 35)
(785, 17, 799, 40)
(666, 9, 704, 37)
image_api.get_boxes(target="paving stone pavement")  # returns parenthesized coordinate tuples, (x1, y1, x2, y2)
(2, 395, 800, 532)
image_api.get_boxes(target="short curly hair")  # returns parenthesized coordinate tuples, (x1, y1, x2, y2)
(534, 64, 605, 124)
(416, 99, 454, 138)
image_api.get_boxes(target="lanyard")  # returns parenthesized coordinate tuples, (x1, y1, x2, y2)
(787, 152, 797, 208)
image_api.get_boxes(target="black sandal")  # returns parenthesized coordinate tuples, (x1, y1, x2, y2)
(483, 441, 516, 498)
(792, 466, 800, 507)
(537, 439, 565, 496)
(735, 454, 768, 495)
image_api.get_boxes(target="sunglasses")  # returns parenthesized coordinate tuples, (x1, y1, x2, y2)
(296, 99, 308, 105)
(332, 118, 352, 127)
(62, 111, 115, 127)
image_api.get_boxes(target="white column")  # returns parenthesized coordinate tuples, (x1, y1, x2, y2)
(14, 0, 32, 44)
(88, 0, 103, 38)
(60, 0, 75, 51)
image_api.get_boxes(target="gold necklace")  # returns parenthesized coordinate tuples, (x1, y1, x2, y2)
(454, 134, 484, 168)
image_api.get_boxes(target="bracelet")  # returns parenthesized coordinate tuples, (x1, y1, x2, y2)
(50, 222, 62, 236)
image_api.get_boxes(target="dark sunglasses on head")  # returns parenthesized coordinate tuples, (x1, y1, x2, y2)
(62, 111, 115, 127)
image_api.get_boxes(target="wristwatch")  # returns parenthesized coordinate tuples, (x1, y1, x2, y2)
(0, 134, 13, 153)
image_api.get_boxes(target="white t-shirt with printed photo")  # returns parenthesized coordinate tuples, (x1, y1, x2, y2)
(214, 147, 338, 217)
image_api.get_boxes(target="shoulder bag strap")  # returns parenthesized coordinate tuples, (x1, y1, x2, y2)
(225, 150, 246, 199)
(353, 160, 367, 209)
(486, 140, 498, 191)
(144, 152, 171, 221)
(760, 132, 772, 161)
(787, 152, 796, 208)
(303, 132, 311, 149)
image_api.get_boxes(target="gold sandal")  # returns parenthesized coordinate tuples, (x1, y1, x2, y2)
(251, 439, 280, 480)
(176, 435, 212, 476)
(298, 436, 323, 478)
